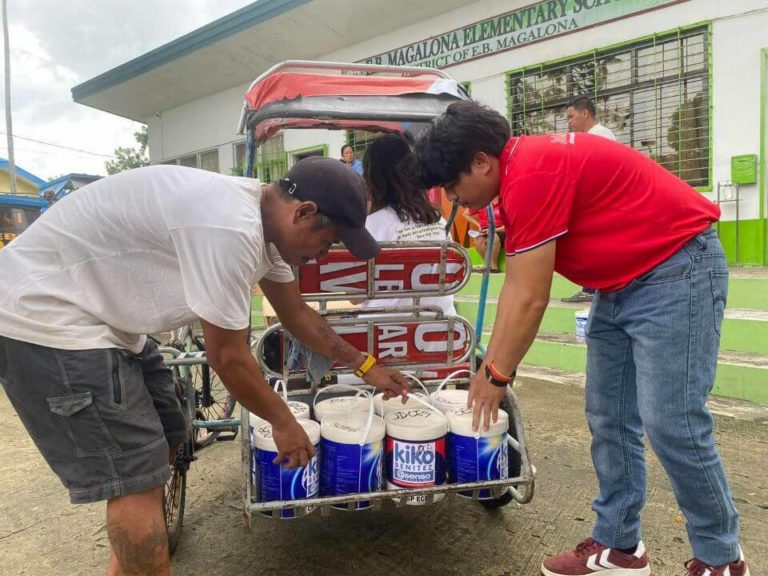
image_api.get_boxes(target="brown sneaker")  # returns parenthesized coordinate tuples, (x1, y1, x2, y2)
(561, 291, 594, 303)
(542, 538, 650, 576)
(684, 548, 750, 576)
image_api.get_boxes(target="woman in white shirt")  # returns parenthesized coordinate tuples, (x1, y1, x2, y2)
(361, 134, 456, 316)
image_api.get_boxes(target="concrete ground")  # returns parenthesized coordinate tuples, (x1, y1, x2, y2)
(1, 378, 766, 576)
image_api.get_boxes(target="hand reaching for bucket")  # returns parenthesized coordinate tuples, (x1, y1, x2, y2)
(272, 418, 316, 470)
(468, 369, 506, 432)
(363, 365, 410, 400)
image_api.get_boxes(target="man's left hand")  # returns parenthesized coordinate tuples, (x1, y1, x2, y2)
(468, 368, 507, 432)
(363, 365, 410, 399)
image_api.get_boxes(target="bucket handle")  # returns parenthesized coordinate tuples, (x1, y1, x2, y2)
(405, 392, 449, 419)
(313, 383, 372, 412)
(431, 368, 474, 398)
(314, 383, 376, 447)
(375, 372, 430, 413)
(401, 374, 447, 419)
(402, 373, 431, 397)
(273, 379, 288, 402)
(358, 389, 377, 447)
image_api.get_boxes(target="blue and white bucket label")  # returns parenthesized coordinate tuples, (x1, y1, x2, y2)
(254, 446, 320, 518)
(385, 437, 446, 489)
(448, 431, 508, 498)
(320, 437, 383, 510)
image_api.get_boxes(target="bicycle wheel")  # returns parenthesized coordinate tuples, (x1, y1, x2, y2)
(164, 442, 187, 555)
(186, 333, 238, 448)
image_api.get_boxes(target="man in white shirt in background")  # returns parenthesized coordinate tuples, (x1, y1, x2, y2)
(0, 157, 407, 576)
(562, 95, 617, 304)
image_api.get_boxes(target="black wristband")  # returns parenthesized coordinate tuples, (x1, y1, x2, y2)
(484, 365, 515, 388)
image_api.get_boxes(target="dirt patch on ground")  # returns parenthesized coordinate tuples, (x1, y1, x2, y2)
(1, 379, 766, 576)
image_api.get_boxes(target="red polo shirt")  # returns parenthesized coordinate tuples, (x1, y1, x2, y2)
(498, 133, 720, 292)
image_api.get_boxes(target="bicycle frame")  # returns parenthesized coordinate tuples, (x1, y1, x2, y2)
(160, 347, 242, 435)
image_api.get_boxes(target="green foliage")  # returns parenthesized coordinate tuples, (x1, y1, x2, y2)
(105, 126, 149, 175)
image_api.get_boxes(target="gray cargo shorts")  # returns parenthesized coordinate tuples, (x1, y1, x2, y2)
(0, 336, 186, 504)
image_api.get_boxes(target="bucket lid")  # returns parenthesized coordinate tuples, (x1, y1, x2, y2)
(321, 411, 385, 444)
(430, 389, 469, 411)
(373, 392, 428, 416)
(252, 418, 321, 451)
(315, 395, 371, 422)
(384, 408, 448, 440)
(249, 401, 310, 427)
(286, 401, 311, 420)
(445, 406, 508, 437)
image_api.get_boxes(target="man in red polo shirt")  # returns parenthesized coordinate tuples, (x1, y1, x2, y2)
(415, 101, 748, 576)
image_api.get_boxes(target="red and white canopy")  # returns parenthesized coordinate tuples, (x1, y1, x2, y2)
(238, 61, 469, 143)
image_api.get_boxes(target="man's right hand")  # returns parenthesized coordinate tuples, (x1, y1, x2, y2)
(271, 418, 316, 470)
(199, 320, 317, 471)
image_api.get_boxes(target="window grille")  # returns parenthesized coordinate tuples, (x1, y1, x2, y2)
(506, 26, 709, 188)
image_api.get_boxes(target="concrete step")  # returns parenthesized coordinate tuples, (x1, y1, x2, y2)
(481, 330, 768, 405)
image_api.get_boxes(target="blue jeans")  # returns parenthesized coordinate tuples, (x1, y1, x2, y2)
(585, 228, 739, 566)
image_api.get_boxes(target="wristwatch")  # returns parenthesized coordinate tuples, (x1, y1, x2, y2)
(354, 352, 377, 378)
(484, 361, 516, 388)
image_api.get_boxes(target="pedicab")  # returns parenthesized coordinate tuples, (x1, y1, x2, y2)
(238, 60, 535, 526)
(0, 194, 47, 249)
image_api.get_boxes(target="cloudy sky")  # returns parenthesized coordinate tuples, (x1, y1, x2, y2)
(1, 0, 254, 181)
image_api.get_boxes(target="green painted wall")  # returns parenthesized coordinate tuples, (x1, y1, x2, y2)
(716, 219, 767, 266)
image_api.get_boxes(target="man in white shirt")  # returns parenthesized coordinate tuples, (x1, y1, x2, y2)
(0, 157, 407, 576)
(562, 95, 617, 304)
(565, 95, 617, 142)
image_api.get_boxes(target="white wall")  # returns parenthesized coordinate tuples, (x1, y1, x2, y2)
(147, 83, 248, 167)
(710, 8, 768, 222)
(147, 84, 349, 175)
(149, 0, 768, 222)
(322, 0, 768, 222)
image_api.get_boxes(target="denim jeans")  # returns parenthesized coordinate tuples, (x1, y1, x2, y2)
(585, 228, 739, 566)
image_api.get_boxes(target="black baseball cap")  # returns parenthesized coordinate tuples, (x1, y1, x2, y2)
(279, 156, 380, 260)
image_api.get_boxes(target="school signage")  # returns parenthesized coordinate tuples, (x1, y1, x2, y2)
(362, 0, 686, 69)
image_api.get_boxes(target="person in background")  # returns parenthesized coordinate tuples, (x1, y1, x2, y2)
(562, 95, 617, 303)
(362, 133, 456, 315)
(464, 198, 505, 273)
(415, 100, 748, 576)
(341, 143, 364, 176)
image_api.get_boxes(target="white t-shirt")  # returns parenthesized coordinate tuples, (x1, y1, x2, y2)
(0, 165, 293, 353)
(588, 123, 617, 141)
(362, 207, 456, 315)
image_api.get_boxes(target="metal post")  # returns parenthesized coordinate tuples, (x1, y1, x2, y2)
(2, 0, 16, 195)
(474, 203, 496, 349)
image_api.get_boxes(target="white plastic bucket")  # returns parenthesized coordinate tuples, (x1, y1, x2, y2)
(251, 418, 321, 519)
(446, 406, 509, 499)
(430, 369, 472, 414)
(384, 392, 449, 506)
(313, 384, 372, 422)
(250, 380, 311, 427)
(575, 308, 590, 342)
(374, 392, 430, 416)
(320, 391, 386, 510)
